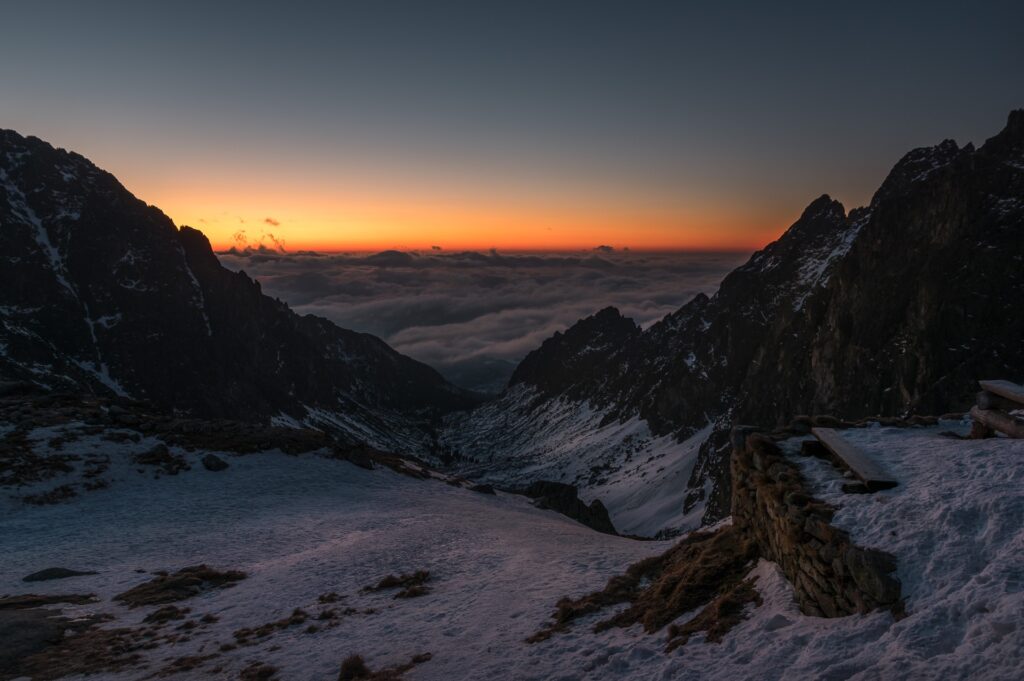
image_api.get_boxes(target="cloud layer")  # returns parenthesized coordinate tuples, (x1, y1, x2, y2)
(218, 249, 747, 393)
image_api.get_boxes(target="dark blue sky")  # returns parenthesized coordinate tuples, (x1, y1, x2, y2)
(2, 1, 1021, 249)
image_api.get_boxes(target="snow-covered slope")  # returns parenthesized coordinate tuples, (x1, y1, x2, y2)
(3, 418, 1022, 680)
(440, 384, 710, 536)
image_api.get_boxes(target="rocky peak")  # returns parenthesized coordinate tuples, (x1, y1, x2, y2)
(980, 109, 1024, 159)
(872, 139, 963, 202)
(509, 307, 640, 393)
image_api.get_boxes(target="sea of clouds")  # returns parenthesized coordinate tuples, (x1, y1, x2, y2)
(218, 248, 749, 394)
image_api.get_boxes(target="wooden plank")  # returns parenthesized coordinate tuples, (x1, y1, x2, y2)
(970, 406, 1024, 439)
(979, 380, 1024, 406)
(977, 390, 1020, 412)
(811, 427, 898, 491)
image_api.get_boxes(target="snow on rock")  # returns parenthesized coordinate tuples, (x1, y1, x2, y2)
(440, 384, 708, 537)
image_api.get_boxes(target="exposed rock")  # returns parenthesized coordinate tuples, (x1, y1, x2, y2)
(522, 480, 617, 535)
(22, 567, 98, 583)
(469, 483, 496, 495)
(133, 444, 189, 475)
(201, 453, 229, 472)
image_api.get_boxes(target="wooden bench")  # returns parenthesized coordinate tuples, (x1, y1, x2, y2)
(973, 380, 1024, 439)
(978, 380, 1024, 406)
(811, 427, 898, 491)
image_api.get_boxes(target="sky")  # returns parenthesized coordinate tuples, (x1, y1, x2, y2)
(1, 1, 1021, 251)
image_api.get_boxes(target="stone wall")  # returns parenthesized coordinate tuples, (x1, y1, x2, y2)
(730, 427, 902, 617)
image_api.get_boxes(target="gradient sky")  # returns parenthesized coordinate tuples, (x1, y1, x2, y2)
(2, 1, 1021, 251)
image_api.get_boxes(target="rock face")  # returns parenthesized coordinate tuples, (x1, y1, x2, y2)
(522, 480, 617, 535)
(446, 111, 1024, 526)
(0, 130, 479, 450)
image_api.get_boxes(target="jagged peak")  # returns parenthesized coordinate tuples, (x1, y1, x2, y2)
(799, 194, 846, 223)
(872, 138, 963, 202)
(980, 108, 1024, 157)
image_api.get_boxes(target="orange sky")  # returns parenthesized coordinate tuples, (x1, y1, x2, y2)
(137, 175, 792, 253)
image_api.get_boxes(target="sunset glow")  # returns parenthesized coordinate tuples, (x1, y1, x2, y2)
(140, 181, 792, 253)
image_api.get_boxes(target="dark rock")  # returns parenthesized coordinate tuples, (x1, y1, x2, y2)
(134, 445, 189, 475)
(844, 548, 900, 604)
(201, 453, 229, 472)
(22, 568, 98, 583)
(800, 440, 830, 459)
(523, 480, 617, 535)
(469, 483, 496, 495)
(0, 608, 70, 675)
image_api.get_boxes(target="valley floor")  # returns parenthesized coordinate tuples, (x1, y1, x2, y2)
(1, 420, 1022, 680)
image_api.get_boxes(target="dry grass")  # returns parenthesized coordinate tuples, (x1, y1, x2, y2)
(238, 662, 279, 680)
(364, 571, 432, 598)
(665, 577, 763, 651)
(338, 653, 432, 680)
(115, 565, 246, 607)
(233, 609, 309, 646)
(11, 617, 149, 680)
(528, 525, 760, 650)
(143, 605, 190, 624)
(21, 484, 78, 505)
(0, 593, 96, 610)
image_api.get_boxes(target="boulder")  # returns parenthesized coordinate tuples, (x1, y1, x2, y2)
(22, 568, 98, 583)
(201, 453, 229, 472)
(523, 480, 617, 535)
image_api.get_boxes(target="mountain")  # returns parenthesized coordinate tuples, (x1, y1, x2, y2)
(441, 111, 1024, 534)
(0, 129, 479, 450)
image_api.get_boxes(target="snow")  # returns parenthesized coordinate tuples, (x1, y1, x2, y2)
(2, 420, 1023, 679)
(0, 166, 75, 295)
(178, 244, 213, 336)
(441, 385, 708, 536)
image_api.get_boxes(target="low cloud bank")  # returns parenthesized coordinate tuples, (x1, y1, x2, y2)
(218, 249, 748, 394)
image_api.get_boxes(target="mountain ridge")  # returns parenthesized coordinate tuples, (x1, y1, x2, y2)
(0, 129, 480, 450)
(442, 110, 1024, 532)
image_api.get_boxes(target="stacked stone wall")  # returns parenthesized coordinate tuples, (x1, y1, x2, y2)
(730, 428, 901, 617)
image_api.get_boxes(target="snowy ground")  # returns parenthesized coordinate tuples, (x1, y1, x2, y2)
(2, 419, 1023, 680)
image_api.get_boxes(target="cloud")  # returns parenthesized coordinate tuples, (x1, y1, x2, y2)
(217, 248, 747, 394)
(229, 229, 287, 254)
(264, 217, 281, 226)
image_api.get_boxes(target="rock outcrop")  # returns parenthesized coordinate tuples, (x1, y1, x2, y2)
(522, 480, 617, 535)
